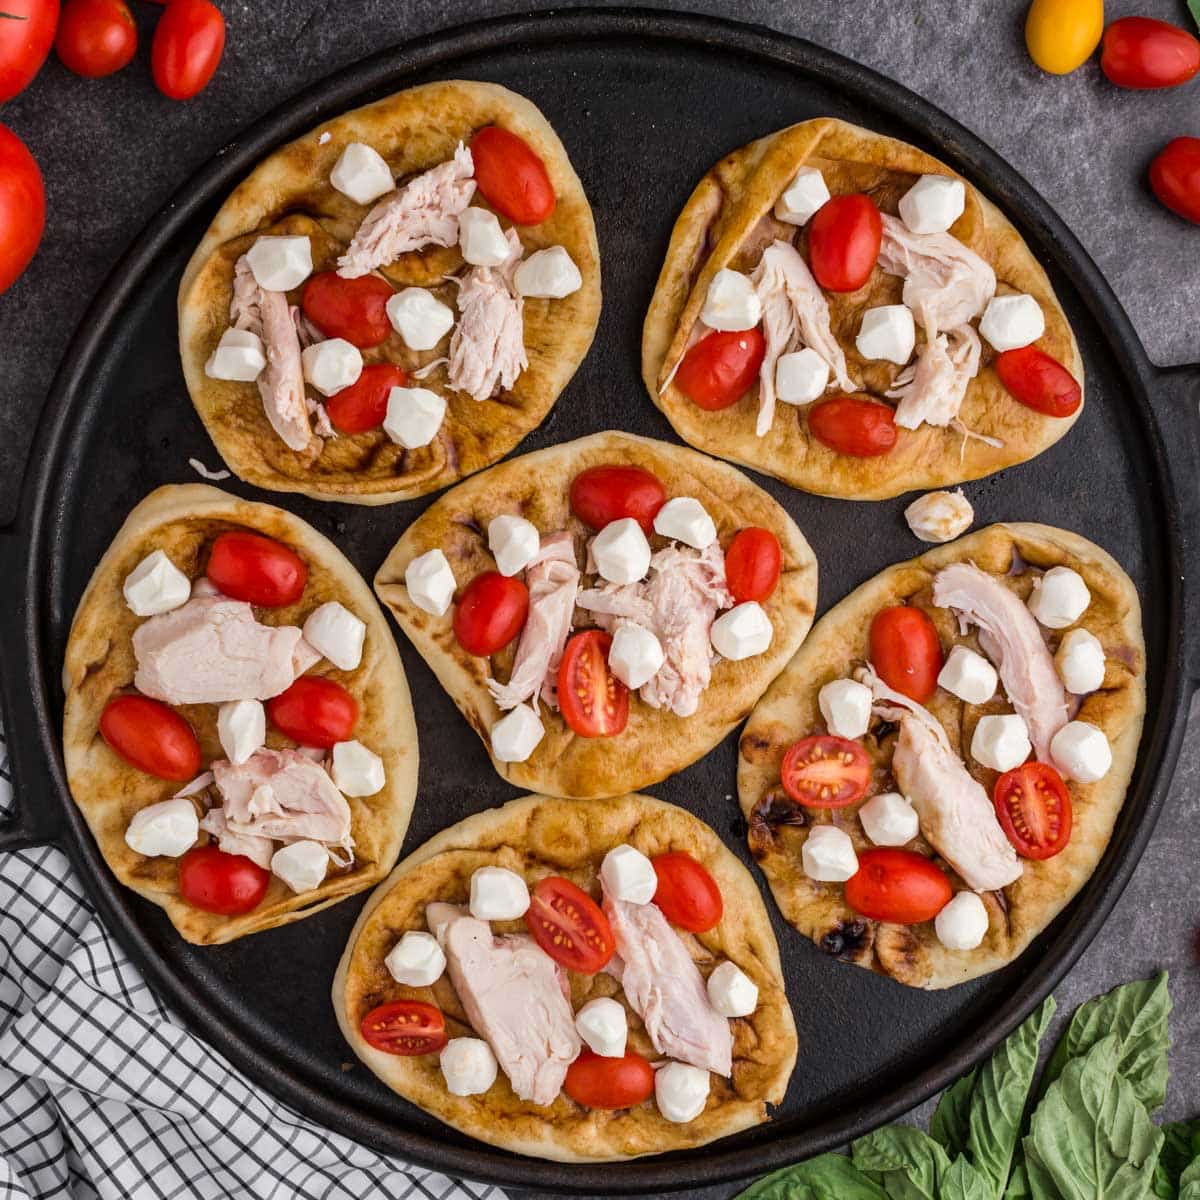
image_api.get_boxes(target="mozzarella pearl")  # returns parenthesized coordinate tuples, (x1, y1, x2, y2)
(858, 792, 920, 847)
(469, 866, 530, 921)
(386, 288, 455, 351)
(904, 490, 974, 544)
(303, 601, 366, 671)
(514, 246, 582, 298)
(773, 166, 831, 226)
(775, 347, 829, 404)
(653, 497, 717, 549)
(1056, 628, 1106, 695)
(1050, 721, 1112, 783)
(331, 740, 385, 797)
(301, 338, 363, 397)
(592, 518, 651, 585)
(655, 1062, 710, 1123)
(383, 386, 446, 449)
(330, 141, 395, 205)
(706, 961, 758, 1018)
(856, 305, 916, 364)
(440, 1038, 498, 1096)
(458, 207, 512, 267)
(937, 645, 998, 705)
(385, 931, 446, 987)
(801, 825, 859, 883)
(490, 703, 545, 763)
(405, 548, 456, 617)
(124, 797, 198, 859)
(971, 714, 1031, 773)
(979, 293, 1045, 352)
(898, 175, 966, 235)
(710, 602, 773, 661)
(217, 699, 266, 766)
(608, 622, 665, 690)
(935, 891, 989, 950)
(204, 328, 267, 382)
(246, 235, 312, 292)
(575, 997, 627, 1058)
(701, 268, 762, 332)
(599, 843, 658, 904)
(271, 840, 329, 894)
(487, 514, 541, 577)
(123, 550, 192, 617)
(1028, 567, 1091, 630)
(818, 678, 872, 739)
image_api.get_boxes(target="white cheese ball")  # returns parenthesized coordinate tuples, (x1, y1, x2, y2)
(1028, 566, 1091, 629)
(124, 797, 199, 859)
(970, 714, 1032, 773)
(383, 386, 446, 449)
(246, 235, 312, 292)
(599, 843, 658, 904)
(937, 645, 998, 705)
(904, 490, 974, 544)
(331, 740, 385, 797)
(655, 1062, 710, 1124)
(592, 518, 651, 585)
(303, 600, 366, 670)
(858, 792, 920, 847)
(441, 1038, 498, 1096)
(710, 602, 773, 661)
(386, 288, 455, 351)
(775, 347, 830, 404)
(271, 840, 329, 894)
(514, 246, 582, 298)
(487, 514, 541, 577)
(575, 997, 627, 1057)
(653, 497, 716, 549)
(469, 866, 530, 921)
(1050, 721, 1112, 783)
(123, 550, 192, 617)
(934, 891, 989, 950)
(204, 328, 267, 382)
(490, 703, 545, 763)
(898, 175, 965, 235)
(608, 622, 665, 690)
(701, 268, 761, 332)
(330, 141, 395, 205)
(706, 961, 758, 1018)
(458, 207, 511, 267)
(856, 305, 915, 364)
(301, 338, 363, 397)
(385, 931, 446, 987)
(818, 678, 872, 739)
(217, 699, 266, 766)
(801, 825, 859, 883)
(1055, 628, 1106, 695)
(774, 166, 830, 226)
(979, 293, 1045, 352)
(405, 548, 456, 617)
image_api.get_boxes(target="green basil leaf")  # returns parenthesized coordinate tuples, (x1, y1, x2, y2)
(942, 1155, 996, 1200)
(1003, 1160, 1035, 1200)
(734, 1152, 886, 1200)
(931, 1068, 978, 1160)
(1042, 973, 1170, 1112)
(1180, 1155, 1200, 1200)
(1153, 1122, 1200, 1199)
(1021, 1142, 1066, 1200)
(852, 1125, 951, 1200)
(1188, 0, 1200, 34)
(1028, 1034, 1163, 1200)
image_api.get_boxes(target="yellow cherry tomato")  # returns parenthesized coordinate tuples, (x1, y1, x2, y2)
(1025, 0, 1105, 74)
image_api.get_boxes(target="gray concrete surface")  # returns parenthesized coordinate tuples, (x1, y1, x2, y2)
(0, 1, 1197, 1195)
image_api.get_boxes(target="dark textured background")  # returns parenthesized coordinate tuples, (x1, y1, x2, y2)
(1, 2, 1197, 1195)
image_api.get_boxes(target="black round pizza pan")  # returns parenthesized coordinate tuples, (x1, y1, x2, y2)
(2, 9, 1199, 1193)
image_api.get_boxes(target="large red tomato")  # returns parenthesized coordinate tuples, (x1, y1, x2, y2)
(651, 852, 723, 932)
(564, 1050, 655, 1109)
(1101, 17, 1200, 89)
(807, 396, 897, 457)
(0, 123, 45, 294)
(844, 849, 953, 924)
(724, 528, 782, 602)
(301, 271, 393, 348)
(99, 694, 201, 781)
(994, 346, 1082, 417)
(807, 194, 882, 292)
(0, 0, 58, 102)
(206, 531, 307, 607)
(469, 125, 555, 224)
(266, 677, 359, 748)
(569, 465, 666, 534)
(869, 605, 943, 703)
(674, 328, 766, 411)
(178, 845, 270, 915)
(55, 0, 135, 78)
(453, 572, 529, 656)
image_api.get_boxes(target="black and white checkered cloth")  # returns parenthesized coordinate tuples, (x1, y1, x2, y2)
(0, 726, 507, 1200)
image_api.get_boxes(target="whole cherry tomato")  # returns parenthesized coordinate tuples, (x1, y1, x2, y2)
(178, 844, 270, 915)
(301, 271, 394, 348)
(99, 694, 201, 780)
(569, 465, 666, 534)
(557, 630, 628, 738)
(870, 605, 943, 703)
(1101, 17, 1200, 89)
(780, 735, 872, 808)
(844, 848, 953, 924)
(564, 1049, 655, 1109)
(206, 530, 307, 607)
(1025, 0, 1104, 75)
(0, 123, 45, 293)
(724, 527, 782, 602)
(150, 0, 224, 100)
(807, 194, 882, 292)
(359, 1000, 448, 1056)
(266, 677, 359, 748)
(526, 876, 615, 973)
(994, 761, 1073, 859)
(674, 328, 766, 411)
(1149, 136, 1200, 225)
(453, 571, 529, 656)
(0, 0, 58, 102)
(994, 346, 1082, 417)
(469, 125, 555, 225)
(55, 0, 135, 78)
(807, 396, 897, 457)
(325, 363, 407, 434)
(651, 852, 723, 932)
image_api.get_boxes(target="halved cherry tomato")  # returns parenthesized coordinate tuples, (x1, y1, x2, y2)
(994, 762, 1073, 860)
(558, 630, 628, 738)
(725, 527, 782, 603)
(469, 125, 555, 225)
(844, 848, 952, 924)
(178, 844, 270, 915)
(0, 0, 58, 103)
(674, 328, 766, 411)
(0, 124, 45, 294)
(870, 605, 943, 703)
(1101, 17, 1199, 89)
(807, 396, 897, 457)
(359, 1000, 448, 1056)
(780, 735, 871, 808)
(55, 0, 134, 78)
(1149, 137, 1200, 225)
(150, 0, 224, 100)
(807, 193, 882, 292)
(99, 694, 201, 781)
(301, 271, 394, 349)
(324, 363, 407, 434)
(564, 1049, 655, 1109)
(206, 531, 307, 607)
(526, 876, 615, 973)
(266, 677, 358, 748)
(652, 852, 723, 932)
(453, 572, 529, 656)
(570, 465, 666, 535)
(994, 346, 1082, 418)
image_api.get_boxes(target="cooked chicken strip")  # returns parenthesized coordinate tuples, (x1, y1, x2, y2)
(886, 323, 981, 429)
(197, 806, 274, 869)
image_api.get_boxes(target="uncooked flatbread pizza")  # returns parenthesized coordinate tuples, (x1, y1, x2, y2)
(643, 117, 1084, 500)
(334, 793, 797, 1161)
(374, 431, 818, 798)
(179, 80, 601, 504)
(62, 484, 418, 944)
(737, 523, 1144, 989)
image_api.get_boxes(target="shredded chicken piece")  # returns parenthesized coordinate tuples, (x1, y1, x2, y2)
(886, 323, 981, 429)
(198, 806, 274, 869)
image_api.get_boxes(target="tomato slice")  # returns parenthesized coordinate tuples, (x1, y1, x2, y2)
(301, 271, 394, 348)
(869, 605, 943, 703)
(780, 735, 871, 808)
(994, 762, 1073, 859)
(206, 531, 307, 607)
(266, 677, 359, 748)
(178, 845, 270, 915)
(725, 527, 782, 602)
(807, 193, 883, 292)
(844, 848, 953, 925)
(569, 465, 666, 534)
(564, 1049, 655, 1109)
(150, 0, 224, 100)
(808, 396, 897, 457)
(324, 363, 408, 434)
(1149, 136, 1200, 225)
(359, 1000, 448, 1056)
(994, 346, 1082, 418)
(526, 876, 615, 973)
(55, 0, 138, 80)
(469, 125, 556, 225)
(453, 572, 529, 656)
(558, 630, 629, 738)
(651, 852, 723, 932)
(100, 694, 201, 781)
(1101, 17, 1200, 89)
(674, 328, 766, 411)
(0, 124, 45, 294)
